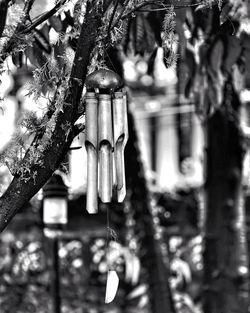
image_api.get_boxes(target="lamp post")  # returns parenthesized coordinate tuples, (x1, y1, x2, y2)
(42, 174, 68, 313)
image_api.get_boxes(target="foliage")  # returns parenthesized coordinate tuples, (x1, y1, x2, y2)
(0, 200, 203, 313)
(162, 5, 178, 68)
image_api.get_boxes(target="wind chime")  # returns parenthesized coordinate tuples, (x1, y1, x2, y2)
(84, 68, 128, 303)
(85, 68, 128, 214)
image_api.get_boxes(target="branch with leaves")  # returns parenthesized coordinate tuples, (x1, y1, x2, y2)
(0, 0, 102, 232)
(23, 0, 68, 33)
(0, 0, 69, 65)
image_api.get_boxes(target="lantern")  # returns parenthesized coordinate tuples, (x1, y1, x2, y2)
(85, 68, 128, 214)
(43, 174, 68, 227)
(42, 174, 68, 313)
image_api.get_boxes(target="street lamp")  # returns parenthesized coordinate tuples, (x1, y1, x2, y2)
(42, 174, 68, 313)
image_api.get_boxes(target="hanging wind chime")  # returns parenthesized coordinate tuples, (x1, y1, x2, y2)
(84, 68, 128, 303)
(84, 68, 128, 213)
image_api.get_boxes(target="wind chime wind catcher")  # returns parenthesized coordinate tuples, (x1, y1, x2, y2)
(85, 68, 128, 214)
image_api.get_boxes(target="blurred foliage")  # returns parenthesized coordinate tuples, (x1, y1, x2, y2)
(0, 188, 203, 313)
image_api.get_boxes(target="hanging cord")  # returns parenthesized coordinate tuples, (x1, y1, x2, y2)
(105, 204, 111, 270)
(104, 45, 119, 74)
(105, 203, 119, 271)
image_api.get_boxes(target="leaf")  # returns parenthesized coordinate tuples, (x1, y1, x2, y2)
(39, 23, 51, 43)
(25, 42, 47, 68)
(53, 41, 66, 69)
(49, 15, 63, 32)
(184, 47, 196, 97)
(208, 37, 224, 74)
(128, 13, 156, 56)
(25, 45, 37, 67)
(73, 0, 83, 23)
(33, 29, 52, 54)
(147, 11, 164, 46)
(222, 36, 242, 73)
(122, 18, 132, 55)
(220, 2, 232, 24)
(12, 51, 23, 68)
(134, 14, 145, 55)
(64, 10, 74, 27)
(143, 15, 157, 55)
(25, 44, 46, 68)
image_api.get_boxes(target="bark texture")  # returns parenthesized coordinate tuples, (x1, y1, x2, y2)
(203, 81, 249, 313)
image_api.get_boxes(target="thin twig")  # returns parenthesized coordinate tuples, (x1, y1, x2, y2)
(23, 0, 68, 33)
(102, 0, 221, 45)
(120, 0, 219, 20)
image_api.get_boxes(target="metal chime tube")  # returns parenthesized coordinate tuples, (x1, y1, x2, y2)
(112, 91, 128, 202)
(99, 93, 113, 202)
(85, 92, 98, 214)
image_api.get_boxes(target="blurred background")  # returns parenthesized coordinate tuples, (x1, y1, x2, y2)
(1, 1, 250, 313)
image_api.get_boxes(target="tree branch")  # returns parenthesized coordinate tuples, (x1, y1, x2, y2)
(109, 0, 221, 32)
(23, 0, 68, 33)
(0, 1, 102, 232)
(97, 0, 216, 47)
(0, 0, 67, 65)
(0, 0, 10, 38)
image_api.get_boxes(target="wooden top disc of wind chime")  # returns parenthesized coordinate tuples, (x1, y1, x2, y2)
(85, 68, 123, 90)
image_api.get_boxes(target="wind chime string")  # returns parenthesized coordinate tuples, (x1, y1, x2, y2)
(104, 203, 120, 304)
(104, 46, 119, 75)
(106, 203, 120, 270)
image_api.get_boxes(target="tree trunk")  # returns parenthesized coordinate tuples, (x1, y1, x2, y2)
(125, 112, 175, 313)
(203, 80, 249, 313)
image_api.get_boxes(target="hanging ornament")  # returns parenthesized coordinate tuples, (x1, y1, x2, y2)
(85, 68, 128, 213)
(105, 269, 119, 304)
(104, 228, 120, 304)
